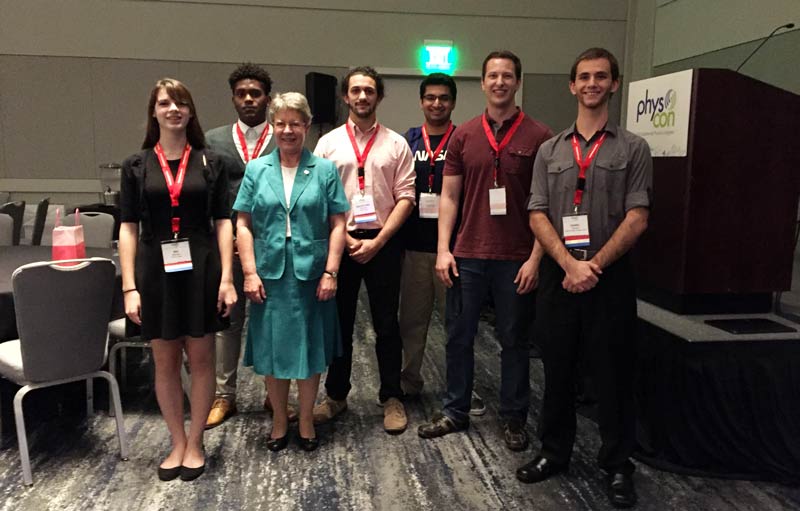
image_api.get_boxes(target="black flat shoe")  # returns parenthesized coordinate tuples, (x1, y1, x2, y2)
(267, 433, 289, 452)
(157, 465, 181, 481)
(179, 463, 206, 482)
(516, 455, 567, 483)
(297, 436, 319, 452)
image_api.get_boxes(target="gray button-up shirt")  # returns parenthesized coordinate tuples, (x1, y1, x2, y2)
(528, 123, 652, 250)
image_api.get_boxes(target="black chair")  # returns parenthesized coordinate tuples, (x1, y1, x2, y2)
(0, 201, 25, 245)
(30, 198, 50, 246)
(0, 258, 129, 485)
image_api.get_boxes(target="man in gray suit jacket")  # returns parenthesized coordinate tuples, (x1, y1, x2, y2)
(205, 63, 278, 429)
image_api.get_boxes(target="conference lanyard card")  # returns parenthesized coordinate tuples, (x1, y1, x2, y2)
(160, 238, 193, 273)
(352, 194, 378, 224)
(562, 214, 590, 248)
(419, 192, 440, 219)
(489, 187, 507, 216)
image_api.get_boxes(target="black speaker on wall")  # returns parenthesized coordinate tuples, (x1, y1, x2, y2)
(306, 72, 337, 124)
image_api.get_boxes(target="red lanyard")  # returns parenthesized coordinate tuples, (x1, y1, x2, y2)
(421, 122, 454, 192)
(235, 124, 271, 163)
(346, 122, 380, 192)
(481, 111, 525, 187)
(570, 132, 607, 211)
(154, 142, 192, 235)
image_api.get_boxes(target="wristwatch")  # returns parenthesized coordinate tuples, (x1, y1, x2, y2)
(323, 270, 338, 279)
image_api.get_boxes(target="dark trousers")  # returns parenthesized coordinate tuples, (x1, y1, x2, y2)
(537, 255, 637, 474)
(442, 258, 532, 424)
(325, 231, 403, 403)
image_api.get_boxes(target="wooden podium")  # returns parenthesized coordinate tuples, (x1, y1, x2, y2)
(634, 69, 800, 313)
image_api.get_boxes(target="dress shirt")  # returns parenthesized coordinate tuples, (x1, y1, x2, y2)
(233, 119, 271, 163)
(314, 119, 415, 231)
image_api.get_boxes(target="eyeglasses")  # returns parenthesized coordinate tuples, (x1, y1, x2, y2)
(273, 121, 306, 131)
(422, 94, 453, 104)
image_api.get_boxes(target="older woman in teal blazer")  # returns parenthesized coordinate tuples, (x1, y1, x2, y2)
(234, 92, 348, 451)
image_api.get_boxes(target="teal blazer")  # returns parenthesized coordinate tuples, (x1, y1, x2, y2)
(233, 148, 349, 281)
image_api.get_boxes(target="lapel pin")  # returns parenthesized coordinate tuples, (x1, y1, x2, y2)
(303, 169, 310, 175)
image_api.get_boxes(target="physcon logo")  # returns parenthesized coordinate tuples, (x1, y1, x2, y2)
(636, 89, 677, 127)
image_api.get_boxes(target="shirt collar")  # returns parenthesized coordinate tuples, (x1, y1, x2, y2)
(237, 118, 268, 136)
(563, 121, 617, 142)
(346, 117, 379, 135)
(484, 107, 521, 129)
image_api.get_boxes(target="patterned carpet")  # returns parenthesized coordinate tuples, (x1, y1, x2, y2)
(1, 292, 799, 510)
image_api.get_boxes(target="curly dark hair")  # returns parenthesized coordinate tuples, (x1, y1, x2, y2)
(228, 63, 272, 94)
(340, 66, 384, 100)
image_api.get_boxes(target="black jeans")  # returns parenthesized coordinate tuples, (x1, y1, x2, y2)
(536, 255, 637, 474)
(324, 231, 403, 403)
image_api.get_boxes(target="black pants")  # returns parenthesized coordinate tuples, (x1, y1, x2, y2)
(537, 255, 637, 474)
(325, 231, 403, 403)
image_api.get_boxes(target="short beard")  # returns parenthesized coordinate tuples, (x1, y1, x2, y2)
(349, 103, 374, 119)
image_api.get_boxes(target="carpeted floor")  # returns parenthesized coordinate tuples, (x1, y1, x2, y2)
(1, 291, 799, 510)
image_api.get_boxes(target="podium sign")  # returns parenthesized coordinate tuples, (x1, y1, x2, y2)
(626, 70, 693, 157)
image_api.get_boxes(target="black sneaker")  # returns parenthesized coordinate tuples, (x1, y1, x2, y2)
(418, 414, 467, 439)
(503, 418, 529, 451)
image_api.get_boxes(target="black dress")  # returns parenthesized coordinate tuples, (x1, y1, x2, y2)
(120, 148, 230, 341)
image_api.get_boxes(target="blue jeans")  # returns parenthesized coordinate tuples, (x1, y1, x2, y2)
(442, 258, 533, 424)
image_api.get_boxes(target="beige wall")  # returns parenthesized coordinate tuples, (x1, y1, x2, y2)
(0, 0, 629, 203)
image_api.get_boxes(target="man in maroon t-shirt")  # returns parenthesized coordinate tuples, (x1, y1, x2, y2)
(417, 50, 552, 451)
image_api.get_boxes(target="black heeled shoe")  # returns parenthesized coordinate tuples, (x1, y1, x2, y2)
(157, 465, 181, 481)
(179, 462, 206, 481)
(267, 433, 289, 452)
(297, 435, 319, 452)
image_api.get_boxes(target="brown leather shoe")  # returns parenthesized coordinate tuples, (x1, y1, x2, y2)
(312, 397, 347, 424)
(205, 398, 236, 429)
(383, 397, 407, 434)
(263, 395, 299, 422)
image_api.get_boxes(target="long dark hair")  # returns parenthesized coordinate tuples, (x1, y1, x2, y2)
(141, 78, 206, 149)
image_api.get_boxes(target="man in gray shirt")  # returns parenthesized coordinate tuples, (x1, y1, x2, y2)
(520, 48, 652, 509)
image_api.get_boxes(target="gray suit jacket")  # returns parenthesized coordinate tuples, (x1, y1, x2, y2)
(205, 123, 276, 207)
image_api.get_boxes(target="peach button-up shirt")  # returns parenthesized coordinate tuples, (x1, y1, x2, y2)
(314, 118, 415, 231)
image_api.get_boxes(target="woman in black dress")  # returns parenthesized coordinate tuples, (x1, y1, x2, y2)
(119, 78, 237, 481)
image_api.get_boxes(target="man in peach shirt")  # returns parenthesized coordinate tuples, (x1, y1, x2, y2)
(313, 66, 416, 434)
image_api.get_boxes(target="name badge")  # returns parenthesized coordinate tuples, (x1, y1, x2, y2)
(489, 187, 507, 216)
(160, 238, 193, 273)
(419, 192, 440, 219)
(562, 214, 590, 248)
(352, 194, 378, 224)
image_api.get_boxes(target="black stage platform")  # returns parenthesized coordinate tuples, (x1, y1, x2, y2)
(634, 300, 800, 485)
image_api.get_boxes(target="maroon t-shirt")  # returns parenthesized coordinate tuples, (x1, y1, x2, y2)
(444, 110, 552, 260)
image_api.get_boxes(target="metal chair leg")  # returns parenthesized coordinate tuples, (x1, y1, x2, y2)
(13, 386, 33, 485)
(108, 343, 121, 417)
(85, 378, 94, 416)
(99, 371, 129, 461)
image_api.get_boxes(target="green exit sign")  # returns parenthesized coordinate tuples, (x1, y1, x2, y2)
(419, 40, 457, 74)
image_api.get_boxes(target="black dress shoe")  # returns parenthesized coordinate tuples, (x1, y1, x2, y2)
(179, 463, 206, 482)
(267, 433, 289, 452)
(516, 455, 567, 483)
(417, 414, 467, 439)
(606, 472, 637, 508)
(157, 465, 181, 481)
(297, 436, 320, 452)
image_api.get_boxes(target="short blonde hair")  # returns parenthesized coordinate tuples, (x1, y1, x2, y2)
(269, 92, 313, 125)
